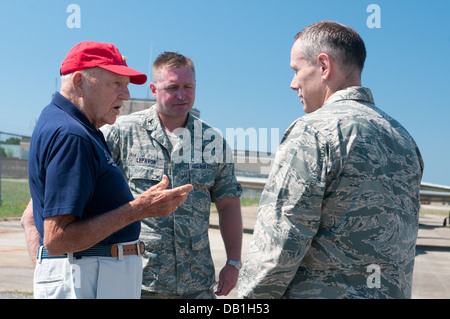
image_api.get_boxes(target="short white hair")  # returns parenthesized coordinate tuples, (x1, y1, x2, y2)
(60, 67, 100, 82)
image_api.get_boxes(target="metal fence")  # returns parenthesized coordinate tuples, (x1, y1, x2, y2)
(0, 131, 31, 205)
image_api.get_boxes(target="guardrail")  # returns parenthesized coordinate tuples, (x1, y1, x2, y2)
(236, 177, 450, 202)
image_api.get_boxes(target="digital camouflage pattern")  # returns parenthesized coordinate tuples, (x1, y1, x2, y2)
(238, 87, 424, 299)
(101, 105, 242, 295)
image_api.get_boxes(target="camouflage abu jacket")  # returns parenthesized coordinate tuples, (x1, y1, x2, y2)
(238, 87, 424, 299)
(102, 105, 242, 294)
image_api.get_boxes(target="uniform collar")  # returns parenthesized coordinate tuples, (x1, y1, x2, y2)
(142, 104, 160, 131)
(141, 104, 200, 152)
(323, 86, 375, 107)
(142, 104, 197, 133)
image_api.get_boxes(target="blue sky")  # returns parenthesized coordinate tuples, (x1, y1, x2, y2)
(0, 0, 449, 185)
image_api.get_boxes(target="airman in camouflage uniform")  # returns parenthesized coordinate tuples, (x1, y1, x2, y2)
(238, 22, 424, 299)
(102, 52, 242, 298)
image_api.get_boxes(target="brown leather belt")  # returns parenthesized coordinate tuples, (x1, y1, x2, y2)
(111, 242, 145, 257)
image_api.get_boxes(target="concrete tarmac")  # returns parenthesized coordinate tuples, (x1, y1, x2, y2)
(1, 205, 449, 299)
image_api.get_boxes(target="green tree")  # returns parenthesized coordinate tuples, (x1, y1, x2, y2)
(4, 137, 21, 145)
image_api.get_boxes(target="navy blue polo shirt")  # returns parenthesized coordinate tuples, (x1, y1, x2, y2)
(28, 92, 140, 246)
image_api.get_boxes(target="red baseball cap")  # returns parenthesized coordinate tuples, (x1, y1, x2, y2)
(60, 41, 147, 85)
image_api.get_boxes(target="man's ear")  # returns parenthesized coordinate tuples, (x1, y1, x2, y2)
(72, 71, 84, 95)
(149, 82, 157, 99)
(317, 53, 332, 80)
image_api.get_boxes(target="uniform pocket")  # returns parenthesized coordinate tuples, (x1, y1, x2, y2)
(191, 233, 209, 251)
(189, 163, 217, 187)
(129, 166, 165, 195)
(129, 165, 164, 181)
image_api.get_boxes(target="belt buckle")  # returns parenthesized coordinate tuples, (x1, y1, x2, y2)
(37, 246, 44, 264)
(137, 241, 145, 256)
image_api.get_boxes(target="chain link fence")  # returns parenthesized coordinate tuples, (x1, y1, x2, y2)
(0, 131, 31, 205)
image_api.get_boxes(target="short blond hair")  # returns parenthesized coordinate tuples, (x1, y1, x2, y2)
(152, 52, 195, 83)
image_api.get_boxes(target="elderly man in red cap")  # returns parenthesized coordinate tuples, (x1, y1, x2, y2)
(21, 41, 193, 299)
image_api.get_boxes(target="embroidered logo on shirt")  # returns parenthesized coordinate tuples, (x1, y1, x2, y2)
(104, 151, 117, 167)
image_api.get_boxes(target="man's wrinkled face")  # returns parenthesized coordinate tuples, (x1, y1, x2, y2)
(81, 68, 130, 129)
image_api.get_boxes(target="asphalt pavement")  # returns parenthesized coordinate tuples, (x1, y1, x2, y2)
(1, 205, 449, 299)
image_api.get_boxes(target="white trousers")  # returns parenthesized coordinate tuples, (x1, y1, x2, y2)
(34, 242, 143, 299)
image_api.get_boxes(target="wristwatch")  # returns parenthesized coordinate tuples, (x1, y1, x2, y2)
(226, 259, 242, 270)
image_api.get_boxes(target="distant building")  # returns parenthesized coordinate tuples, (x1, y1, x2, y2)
(0, 133, 30, 179)
(1, 136, 30, 159)
(20, 137, 30, 159)
(234, 150, 274, 200)
(234, 150, 274, 178)
(0, 144, 20, 158)
(120, 98, 200, 118)
(120, 98, 155, 115)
